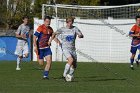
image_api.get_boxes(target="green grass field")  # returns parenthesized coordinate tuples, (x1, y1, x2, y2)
(0, 61, 140, 93)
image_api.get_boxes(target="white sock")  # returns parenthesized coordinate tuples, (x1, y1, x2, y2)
(17, 57, 21, 68)
(23, 54, 28, 58)
(69, 67, 74, 76)
(23, 54, 26, 58)
(136, 58, 138, 61)
(63, 63, 70, 77)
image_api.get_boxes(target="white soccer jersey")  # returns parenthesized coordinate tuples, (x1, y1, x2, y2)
(56, 26, 82, 50)
(15, 24, 30, 56)
(16, 24, 30, 40)
(56, 26, 82, 60)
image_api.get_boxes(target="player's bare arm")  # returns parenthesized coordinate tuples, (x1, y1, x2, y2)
(53, 32, 61, 45)
(33, 35, 38, 52)
(54, 37, 61, 45)
(48, 33, 55, 46)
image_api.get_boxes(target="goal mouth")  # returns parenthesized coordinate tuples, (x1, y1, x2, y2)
(32, 3, 140, 63)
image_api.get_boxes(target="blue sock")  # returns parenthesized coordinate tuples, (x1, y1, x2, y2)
(138, 54, 140, 60)
(44, 71, 49, 77)
(130, 58, 134, 65)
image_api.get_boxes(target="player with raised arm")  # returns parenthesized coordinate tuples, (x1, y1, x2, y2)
(33, 16, 54, 79)
(129, 15, 140, 70)
(54, 17, 84, 80)
(15, 16, 30, 70)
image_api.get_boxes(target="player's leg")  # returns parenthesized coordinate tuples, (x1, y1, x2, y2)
(16, 56, 22, 70)
(63, 56, 73, 77)
(62, 49, 74, 77)
(130, 46, 137, 69)
(43, 48, 52, 79)
(38, 59, 44, 66)
(15, 45, 23, 70)
(38, 59, 44, 71)
(136, 45, 140, 66)
(38, 49, 45, 67)
(69, 57, 77, 76)
(130, 54, 135, 69)
(43, 55, 52, 79)
(34, 39, 43, 69)
(23, 42, 29, 58)
(69, 51, 77, 76)
(35, 48, 40, 63)
(69, 65, 75, 76)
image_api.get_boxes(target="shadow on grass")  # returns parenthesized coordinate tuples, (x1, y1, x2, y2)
(88, 78, 126, 82)
(75, 76, 127, 82)
(51, 75, 126, 82)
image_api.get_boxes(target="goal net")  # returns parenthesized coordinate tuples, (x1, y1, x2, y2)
(38, 3, 140, 63)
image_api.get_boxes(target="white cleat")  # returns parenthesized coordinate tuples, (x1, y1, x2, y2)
(16, 67, 21, 71)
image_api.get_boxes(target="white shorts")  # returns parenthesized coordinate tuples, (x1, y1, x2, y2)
(15, 40, 29, 56)
(62, 48, 77, 68)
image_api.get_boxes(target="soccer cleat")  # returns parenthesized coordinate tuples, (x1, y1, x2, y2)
(61, 75, 67, 81)
(62, 76, 65, 79)
(135, 59, 139, 67)
(16, 67, 21, 71)
(130, 65, 134, 70)
(43, 76, 49, 80)
(62, 74, 65, 78)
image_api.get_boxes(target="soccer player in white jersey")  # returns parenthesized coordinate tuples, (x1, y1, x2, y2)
(54, 17, 84, 78)
(15, 16, 30, 70)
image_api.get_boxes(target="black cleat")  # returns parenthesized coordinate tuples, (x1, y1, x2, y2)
(43, 76, 49, 80)
(61, 76, 67, 82)
(62, 76, 65, 79)
(136, 60, 139, 67)
(131, 67, 134, 70)
(130, 65, 134, 70)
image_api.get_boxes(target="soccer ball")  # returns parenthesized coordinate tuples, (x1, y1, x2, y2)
(65, 74, 74, 82)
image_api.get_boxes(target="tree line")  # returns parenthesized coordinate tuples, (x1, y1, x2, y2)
(0, 0, 139, 29)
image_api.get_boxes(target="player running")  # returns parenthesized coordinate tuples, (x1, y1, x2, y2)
(54, 17, 84, 79)
(33, 16, 54, 79)
(129, 15, 140, 70)
(15, 16, 30, 70)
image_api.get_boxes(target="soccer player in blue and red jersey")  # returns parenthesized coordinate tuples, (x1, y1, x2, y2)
(33, 16, 54, 79)
(129, 15, 140, 70)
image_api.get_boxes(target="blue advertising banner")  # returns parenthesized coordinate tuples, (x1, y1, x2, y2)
(0, 36, 31, 61)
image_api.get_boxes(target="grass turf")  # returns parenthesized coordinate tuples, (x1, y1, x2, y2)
(0, 61, 140, 93)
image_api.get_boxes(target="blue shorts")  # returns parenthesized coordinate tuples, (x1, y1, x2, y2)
(38, 48, 52, 59)
(130, 45, 140, 54)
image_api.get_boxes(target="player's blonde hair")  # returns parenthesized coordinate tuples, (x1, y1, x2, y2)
(66, 16, 75, 23)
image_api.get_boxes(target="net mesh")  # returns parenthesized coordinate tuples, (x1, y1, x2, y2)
(41, 4, 140, 62)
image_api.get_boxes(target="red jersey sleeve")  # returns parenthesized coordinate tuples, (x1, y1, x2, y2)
(37, 25, 43, 33)
(131, 25, 136, 32)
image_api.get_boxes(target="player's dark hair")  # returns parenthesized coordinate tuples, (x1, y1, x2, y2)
(44, 16, 52, 21)
(135, 15, 140, 20)
(22, 16, 29, 20)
